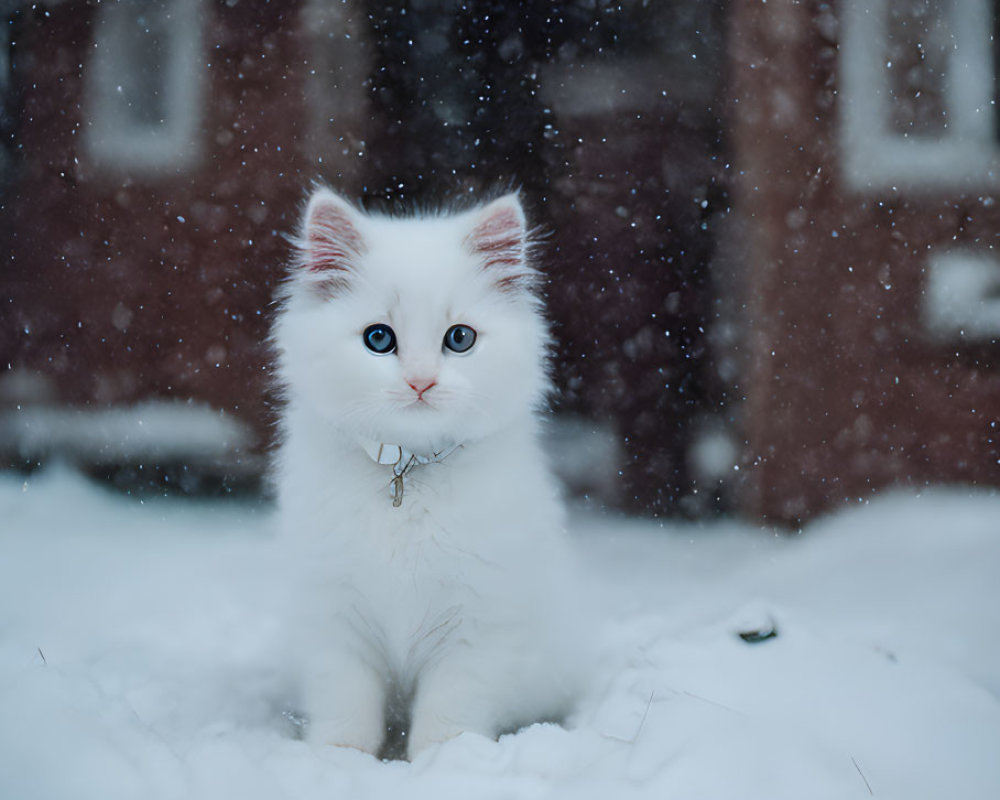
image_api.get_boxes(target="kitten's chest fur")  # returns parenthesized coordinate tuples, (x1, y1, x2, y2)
(284, 419, 533, 537)
(283, 413, 554, 577)
(280, 416, 561, 687)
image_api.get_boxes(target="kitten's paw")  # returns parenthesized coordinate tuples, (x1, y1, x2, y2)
(308, 718, 384, 756)
(303, 657, 387, 756)
(405, 720, 462, 759)
(407, 714, 495, 759)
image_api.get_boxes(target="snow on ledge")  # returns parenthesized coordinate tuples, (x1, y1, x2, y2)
(0, 401, 253, 463)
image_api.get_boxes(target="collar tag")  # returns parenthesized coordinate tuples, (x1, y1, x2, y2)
(373, 443, 403, 466)
(359, 439, 462, 508)
(390, 473, 405, 507)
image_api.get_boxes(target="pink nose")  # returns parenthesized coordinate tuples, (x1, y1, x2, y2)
(407, 378, 437, 398)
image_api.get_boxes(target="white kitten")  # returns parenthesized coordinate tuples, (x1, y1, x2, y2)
(271, 187, 581, 760)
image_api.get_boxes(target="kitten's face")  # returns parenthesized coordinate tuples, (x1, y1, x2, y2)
(276, 189, 550, 453)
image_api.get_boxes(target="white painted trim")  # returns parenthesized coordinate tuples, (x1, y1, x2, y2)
(84, 0, 205, 173)
(923, 249, 1000, 341)
(839, 0, 1000, 192)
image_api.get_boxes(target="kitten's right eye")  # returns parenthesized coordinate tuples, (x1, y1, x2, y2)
(363, 324, 397, 355)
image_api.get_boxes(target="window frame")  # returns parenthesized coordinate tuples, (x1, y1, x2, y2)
(83, 0, 206, 174)
(838, 0, 1000, 192)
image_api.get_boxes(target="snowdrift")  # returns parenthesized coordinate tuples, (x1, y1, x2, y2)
(1, 466, 998, 799)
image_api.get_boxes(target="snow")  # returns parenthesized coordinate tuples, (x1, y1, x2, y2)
(0, 401, 252, 463)
(2, 465, 998, 799)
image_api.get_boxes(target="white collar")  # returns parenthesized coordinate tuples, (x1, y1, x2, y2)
(358, 439, 463, 508)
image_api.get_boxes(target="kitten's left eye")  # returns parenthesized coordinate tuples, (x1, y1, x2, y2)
(443, 324, 477, 354)
(363, 323, 397, 355)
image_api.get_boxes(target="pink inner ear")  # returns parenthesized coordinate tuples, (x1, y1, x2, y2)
(306, 203, 364, 273)
(469, 204, 525, 269)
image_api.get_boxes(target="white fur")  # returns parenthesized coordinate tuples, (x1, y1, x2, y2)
(271, 189, 581, 759)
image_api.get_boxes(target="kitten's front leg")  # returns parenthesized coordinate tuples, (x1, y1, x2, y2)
(304, 655, 386, 755)
(406, 662, 496, 758)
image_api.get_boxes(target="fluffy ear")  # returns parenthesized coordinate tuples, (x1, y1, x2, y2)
(296, 188, 366, 291)
(465, 194, 538, 294)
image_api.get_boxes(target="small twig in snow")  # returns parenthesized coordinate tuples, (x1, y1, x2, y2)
(681, 690, 744, 716)
(36, 647, 46, 666)
(852, 756, 874, 796)
(629, 690, 655, 744)
(598, 690, 656, 745)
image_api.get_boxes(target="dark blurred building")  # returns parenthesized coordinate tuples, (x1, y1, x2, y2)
(1, 0, 997, 522)
(1, 0, 319, 492)
(728, 0, 1000, 524)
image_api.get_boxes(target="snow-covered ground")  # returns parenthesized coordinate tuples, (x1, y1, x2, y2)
(1, 465, 998, 799)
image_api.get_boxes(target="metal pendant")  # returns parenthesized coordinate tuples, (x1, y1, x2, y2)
(391, 473, 404, 507)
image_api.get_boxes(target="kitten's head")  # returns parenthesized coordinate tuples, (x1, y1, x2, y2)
(274, 187, 551, 453)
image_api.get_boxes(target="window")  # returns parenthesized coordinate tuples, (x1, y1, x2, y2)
(839, 0, 1000, 191)
(84, 0, 205, 173)
(923, 249, 1000, 341)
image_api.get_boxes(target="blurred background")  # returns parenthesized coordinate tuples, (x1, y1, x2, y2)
(1, 0, 997, 526)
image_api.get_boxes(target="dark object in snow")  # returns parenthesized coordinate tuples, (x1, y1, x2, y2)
(737, 623, 779, 645)
(280, 708, 309, 742)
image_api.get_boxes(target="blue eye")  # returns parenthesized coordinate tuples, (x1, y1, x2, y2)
(363, 324, 396, 354)
(443, 324, 477, 353)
